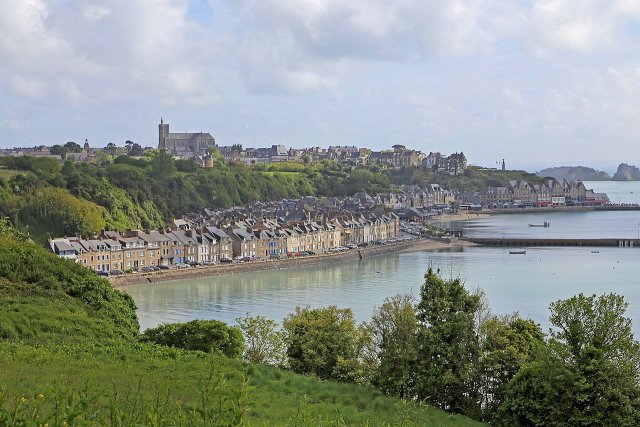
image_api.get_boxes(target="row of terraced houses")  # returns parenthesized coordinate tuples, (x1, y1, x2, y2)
(48, 214, 399, 273)
(461, 179, 609, 207)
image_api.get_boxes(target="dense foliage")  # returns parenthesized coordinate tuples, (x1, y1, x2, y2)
(282, 306, 369, 383)
(1, 152, 543, 243)
(0, 230, 138, 340)
(141, 319, 244, 357)
(0, 223, 480, 426)
(415, 268, 482, 416)
(497, 293, 640, 426)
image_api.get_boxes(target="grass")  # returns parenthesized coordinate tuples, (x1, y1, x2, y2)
(0, 168, 24, 178)
(0, 341, 483, 426)
(259, 171, 303, 177)
(0, 234, 485, 426)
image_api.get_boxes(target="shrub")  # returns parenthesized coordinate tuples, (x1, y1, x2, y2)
(140, 319, 244, 357)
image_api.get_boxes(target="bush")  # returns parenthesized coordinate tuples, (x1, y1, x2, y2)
(141, 319, 244, 357)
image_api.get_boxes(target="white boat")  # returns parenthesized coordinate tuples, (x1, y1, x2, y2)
(529, 221, 550, 228)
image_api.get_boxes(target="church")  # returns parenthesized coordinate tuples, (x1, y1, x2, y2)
(158, 118, 216, 157)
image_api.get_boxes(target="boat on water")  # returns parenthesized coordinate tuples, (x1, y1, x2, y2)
(509, 250, 527, 255)
(591, 250, 600, 253)
(529, 221, 550, 227)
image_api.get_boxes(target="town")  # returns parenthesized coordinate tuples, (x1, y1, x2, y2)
(1, 119, 611, 273)
(47, 174, 609, 275)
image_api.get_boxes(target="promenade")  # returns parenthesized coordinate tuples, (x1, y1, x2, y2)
(110, 237, 474, 287)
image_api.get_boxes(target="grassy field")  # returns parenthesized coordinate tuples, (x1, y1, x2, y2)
(0, 342, 483, 426)
(0, 168, 24, 178)
(0, 234, 484, 426)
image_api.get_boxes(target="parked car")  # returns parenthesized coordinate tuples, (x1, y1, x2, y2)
(157, 265, 169, 270)
(97, 270, 109, 277)
(220, 258, 233, 264)
(110, 269, 124, 275)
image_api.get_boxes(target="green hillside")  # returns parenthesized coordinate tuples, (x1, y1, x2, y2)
(0, 225, 482, 426)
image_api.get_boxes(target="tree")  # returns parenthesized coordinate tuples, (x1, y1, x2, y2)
(128, 143, 144, 157)
(149, 150, 177, 180)
(140, 319, 244, 357)
(478, 315, 544, 421)
(50, 144, 67, 157)
(498, 293, 640, 426)
(236, 314, 286, 366)
(105, 142, 118, 156)
(369, 294, 417, 398)
(282, 305, 367, 382)
(64, 141, 82, 153)
(414, 268, 481, 417)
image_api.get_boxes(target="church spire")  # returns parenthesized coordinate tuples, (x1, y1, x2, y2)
(160, 117, 163, 125)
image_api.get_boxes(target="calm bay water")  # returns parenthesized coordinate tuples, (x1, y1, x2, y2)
(583, 180, 640, 205)
(124, 182, 640, 333)
(461, 210, 640, 239)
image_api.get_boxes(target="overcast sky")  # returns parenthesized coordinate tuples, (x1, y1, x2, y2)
(1, 1, 640, 172)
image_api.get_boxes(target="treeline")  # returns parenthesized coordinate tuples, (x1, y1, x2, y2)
(155, 269, 640, 425)
(0, 152, 542, 243)
(0, 153, 393, 243)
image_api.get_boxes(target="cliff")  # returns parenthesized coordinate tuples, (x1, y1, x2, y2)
(536, 166, 610, 181)
(612, 163, 640, 181)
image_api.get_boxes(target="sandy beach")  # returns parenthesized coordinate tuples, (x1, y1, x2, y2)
(432, 211, 490, 223)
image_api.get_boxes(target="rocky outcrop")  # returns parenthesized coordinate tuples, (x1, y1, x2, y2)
(612, 163, 640, 181)
(536, 166, 610, 181)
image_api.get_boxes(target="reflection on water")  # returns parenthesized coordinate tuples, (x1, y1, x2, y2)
(461, 210, 640, 239)
(125, 245, 640, 334)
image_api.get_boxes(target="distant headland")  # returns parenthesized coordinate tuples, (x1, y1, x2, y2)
(537, 164, 640, 181)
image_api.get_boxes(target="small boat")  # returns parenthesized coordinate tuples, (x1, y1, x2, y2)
(591, 250, 600, 254)
(509, 250, 527, 255)
(529, 221, 550, 227)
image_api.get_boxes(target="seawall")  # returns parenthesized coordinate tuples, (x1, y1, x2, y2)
(110, 238, 472, 287)
(464, 237, 640, 247)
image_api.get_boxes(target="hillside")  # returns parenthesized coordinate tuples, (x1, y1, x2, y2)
(0, 225, 482, 426)
(0, 153, 549, 244)
(536, 166, 611, 181)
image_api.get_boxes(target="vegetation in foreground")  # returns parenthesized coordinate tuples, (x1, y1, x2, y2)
(0, 221, 481, 426)
(3, 215, 637, 426)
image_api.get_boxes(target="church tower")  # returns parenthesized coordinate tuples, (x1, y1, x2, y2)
(158, 118, 170, 149)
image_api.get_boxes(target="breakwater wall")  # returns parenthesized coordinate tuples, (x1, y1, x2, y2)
(488, 205, 640, 215)
(464, 237, 640, 247)
(110, 238, 450, 287)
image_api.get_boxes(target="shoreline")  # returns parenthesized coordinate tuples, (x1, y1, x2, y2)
(111, 238, 476, 288)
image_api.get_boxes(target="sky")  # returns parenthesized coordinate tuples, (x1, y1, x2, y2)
(1, 0, 640, 172)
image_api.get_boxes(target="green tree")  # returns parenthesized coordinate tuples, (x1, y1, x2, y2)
(236, 314, 286, 366)
(478, 315, 544, 421)
(498, 293, 640, 426)
(141, 319, 244, 357)
(128, 143, 144, 156)
(105, 142, 118, 156)
(150, 150, 177, 181)
(50, 144, 67, 157)
(414, 268, 481, 417)
(283, 306, 367, 382)
(64, 141, 82, 153)
(369, 294, 417, 398)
